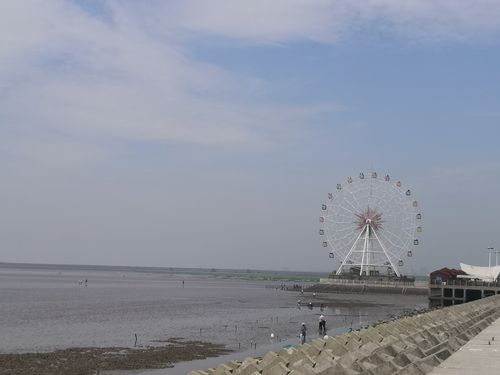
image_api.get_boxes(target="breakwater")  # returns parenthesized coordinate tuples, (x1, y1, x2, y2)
(188, 294, 500, 374)
(306, 278, 428, 296)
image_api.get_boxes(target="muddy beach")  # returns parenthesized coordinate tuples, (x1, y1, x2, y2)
(0, 339, 231, 375)
(0, 265, 428, 374)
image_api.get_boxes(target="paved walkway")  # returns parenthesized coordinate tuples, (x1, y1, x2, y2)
(429, 315, 500, 374)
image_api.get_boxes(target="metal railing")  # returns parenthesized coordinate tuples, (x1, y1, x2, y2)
(320, 277, 422, 288)
(430, 279, 500, 287)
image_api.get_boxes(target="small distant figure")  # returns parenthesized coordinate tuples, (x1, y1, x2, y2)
(320, 303, 325, 311)
(319, 314, 327, 335)
(300, 323, 307, 344)
(308, 302, 313, 309)
(313, 292, 317, 297)
(182, 280, 185, 288)
(84, 279, 88, 287)
(300, 289, 304, 295)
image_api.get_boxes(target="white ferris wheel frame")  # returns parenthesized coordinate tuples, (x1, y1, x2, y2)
(319, 172, 422, 277)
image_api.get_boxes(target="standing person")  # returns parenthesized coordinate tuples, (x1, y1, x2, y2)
(300, 323, 307, 344)
(319, 315, 326, 335)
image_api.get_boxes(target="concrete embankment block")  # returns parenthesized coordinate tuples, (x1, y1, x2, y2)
(261, 362, 289, 375)
(277, 347, 296, 361)
(290, 354, 315, 369)
(290, 358, 319, 373)
(365, 360, 400, 375)
(314, 350, 337, 370)
(288, 363, 317, 375)
(356, 341, 381, 357)
(213, 363, 234, 375)
(259, 351, 285, 368)
(377, 334, 399, 347)
(319, 362, 361, 375)
(233, 358, 260, 375)
(324, 337, 348, 356)
(336, 350, 358, 368)
(287, 349, 316, 369)
(310, 338, 326, 350)
(403, 346, 426, 360)
(233, 362, 261, 375)
(394, 362, 426, 375)
(398, 351, 427, 368)
(417, 354, 442, 370)
(433, 348, 452, 363)
(358, 327, 383, 344)
(363, 351, 393, 366)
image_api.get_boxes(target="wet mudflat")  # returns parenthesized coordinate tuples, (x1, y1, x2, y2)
(0, 264, 428, 374)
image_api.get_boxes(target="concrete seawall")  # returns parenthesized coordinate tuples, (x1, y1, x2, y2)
(305, 279, 428, 296)
(188, 294, 500, 374)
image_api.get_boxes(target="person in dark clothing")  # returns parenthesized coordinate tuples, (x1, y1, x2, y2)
(318, 315, 326, 335)
(300, 323, 307, 344)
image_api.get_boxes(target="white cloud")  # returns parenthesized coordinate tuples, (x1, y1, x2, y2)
(159, 0, 500, 43)
(0, 0, 343, 155)
(1, 0, 500, 161)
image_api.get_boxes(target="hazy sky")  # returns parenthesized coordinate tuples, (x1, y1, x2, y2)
(1, 1, 499, 273)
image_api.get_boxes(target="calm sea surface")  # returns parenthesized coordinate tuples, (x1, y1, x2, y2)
(0, 264, 427, 359)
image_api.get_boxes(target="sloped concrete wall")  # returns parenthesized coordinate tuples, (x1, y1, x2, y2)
(188, 295, 500, 375)
(308, 282, 428, 296)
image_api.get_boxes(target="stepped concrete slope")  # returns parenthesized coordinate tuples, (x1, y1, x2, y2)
(188, 295, 500, 375)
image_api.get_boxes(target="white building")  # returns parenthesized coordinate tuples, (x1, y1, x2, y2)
(459, 263, 500, 282)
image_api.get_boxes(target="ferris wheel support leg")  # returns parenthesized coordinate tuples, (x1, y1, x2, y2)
(336, 225, 366, 276)
(367, 224, 371, 274)
(372, 228, 401, 277)
(360, 224, 370, 276)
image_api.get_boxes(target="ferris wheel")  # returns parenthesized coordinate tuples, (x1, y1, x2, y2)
(319, 172, 422, 277)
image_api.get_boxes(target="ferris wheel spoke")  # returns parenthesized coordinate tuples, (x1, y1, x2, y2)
(328, 212, 352, 221)
(338, 202, 356, 215)
(378, 236, 403, 255)
(382, 228, 405, 242)
(341, 197, 359, 214)
(350, 192, 364, 211)
(378, 231, 406, 256)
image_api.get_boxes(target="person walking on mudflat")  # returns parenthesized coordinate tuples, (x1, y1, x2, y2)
(300, 323, 307, 344)
(318, 314, 326, 335)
